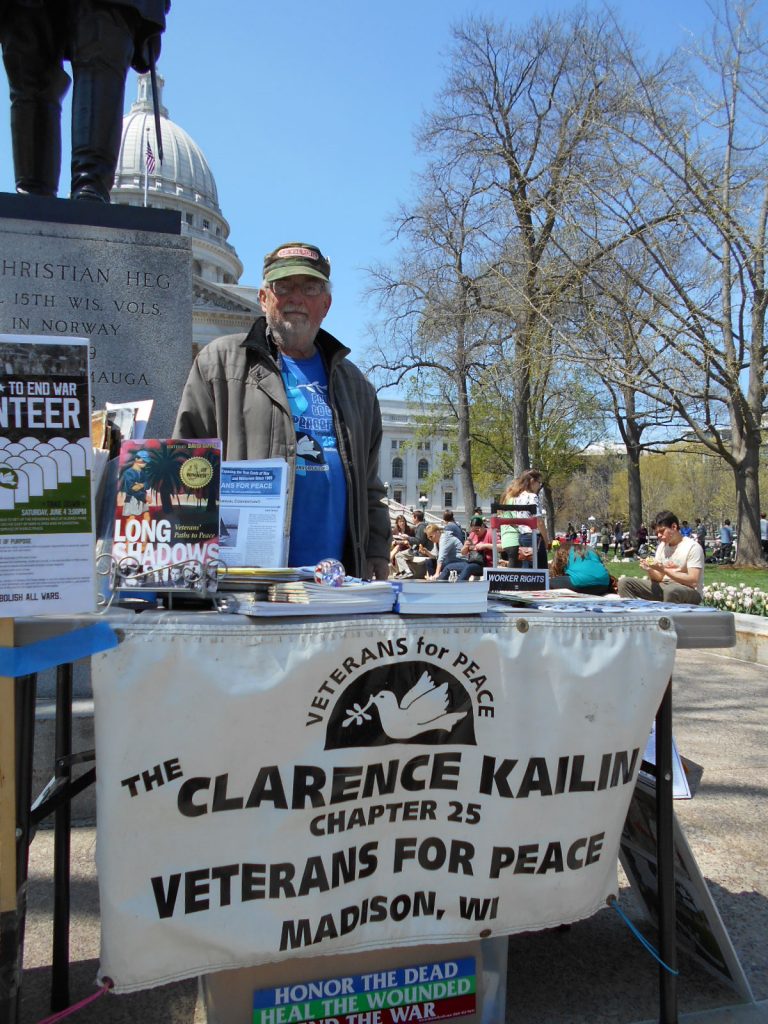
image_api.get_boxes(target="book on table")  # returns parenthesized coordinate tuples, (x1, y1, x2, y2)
(393, 578, 489, 615)
(111, 438, 221, 591)
(220, 580, 395, 617)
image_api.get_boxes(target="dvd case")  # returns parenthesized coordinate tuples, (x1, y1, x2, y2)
(111, 438, 221, 590)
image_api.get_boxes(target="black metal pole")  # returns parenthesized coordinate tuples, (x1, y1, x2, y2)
(0, 910, 20, 1024)
(656, 678, 678, 1023)
(51, 664, 73, 1011)
(3, 674, 37, 1024)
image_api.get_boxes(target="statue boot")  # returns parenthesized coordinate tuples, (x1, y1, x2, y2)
(10, 97, 63, 197)
(69, 67, 127, 203)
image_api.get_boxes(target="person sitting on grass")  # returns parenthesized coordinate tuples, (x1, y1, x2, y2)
(394, 521, 439, 578)
(463, 515, 498, 568)
(428, 525, 483, 582)
(617, 510, 703, 604)
(389, 514, 413, 573)
(548, 541, 613, 595)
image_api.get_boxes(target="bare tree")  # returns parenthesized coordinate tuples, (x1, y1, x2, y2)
(578, 1, 768, 562)
(419, 10, 645, 474)
(575, 258, 689, 534)
(364, 161, 495, 510)
(468, 300, 610, 529)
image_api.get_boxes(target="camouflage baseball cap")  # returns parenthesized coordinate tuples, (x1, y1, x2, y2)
(263, 242, 331, 283)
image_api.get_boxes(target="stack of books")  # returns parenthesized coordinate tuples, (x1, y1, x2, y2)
(217, 566, 302, 593)
(221, 580, 395, 617)
(393, 578, 489, 615)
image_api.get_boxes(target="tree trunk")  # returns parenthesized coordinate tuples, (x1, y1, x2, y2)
(626, 449, 643, 537)
(457, 375, 475, 515)
(732, 446, 765, 565)
(512, 324, 532, 474)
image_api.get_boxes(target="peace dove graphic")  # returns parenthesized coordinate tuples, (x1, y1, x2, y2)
(364, 671, 467, 741)
(0, 466, 18, 490)
(296, 434, 322, 459)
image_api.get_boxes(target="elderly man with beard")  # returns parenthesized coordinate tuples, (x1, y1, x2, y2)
(174, 242, 391, 580)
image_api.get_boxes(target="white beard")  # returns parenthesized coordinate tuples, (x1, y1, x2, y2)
(265, 310, 318, 357)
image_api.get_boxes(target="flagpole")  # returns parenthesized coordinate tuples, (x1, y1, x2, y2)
(144, 127, 149, 207)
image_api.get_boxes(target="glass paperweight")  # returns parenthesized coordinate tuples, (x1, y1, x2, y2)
(314, 558, 346, 586)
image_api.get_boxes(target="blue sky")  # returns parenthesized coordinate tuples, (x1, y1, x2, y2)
(0, 0, 712, 369)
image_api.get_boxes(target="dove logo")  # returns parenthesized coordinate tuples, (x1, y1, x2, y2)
(295, 432, 324, 464)
(325, 663, 475, 750)
(0, 464, 19, 490)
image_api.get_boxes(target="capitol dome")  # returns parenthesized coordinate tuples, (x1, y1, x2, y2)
(116, 74, 220, 211)
(113, 74, 261, 349)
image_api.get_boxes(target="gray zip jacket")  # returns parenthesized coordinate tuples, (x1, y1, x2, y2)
(173, 317, 391, 576)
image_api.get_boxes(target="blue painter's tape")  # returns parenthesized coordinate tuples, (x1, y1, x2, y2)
(0, 622, 119, 677)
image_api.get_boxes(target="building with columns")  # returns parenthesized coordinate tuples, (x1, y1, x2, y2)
(378, 398, 488, 518)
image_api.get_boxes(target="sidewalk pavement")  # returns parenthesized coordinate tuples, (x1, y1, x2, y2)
(15, 648, 768, 1024)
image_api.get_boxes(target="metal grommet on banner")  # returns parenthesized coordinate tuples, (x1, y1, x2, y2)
(658, 617, 672, 631)
(516, 619, 529, 633)
(479, 928, 492, 938)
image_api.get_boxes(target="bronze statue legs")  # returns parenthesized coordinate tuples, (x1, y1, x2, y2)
(1, 4, 70, 196)
(1, 0, 137, 202)
(68, 5, 135, 202)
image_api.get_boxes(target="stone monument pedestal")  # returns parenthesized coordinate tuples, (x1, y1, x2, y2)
(1, 193, 193, 703)
(0, 192, 193, 438)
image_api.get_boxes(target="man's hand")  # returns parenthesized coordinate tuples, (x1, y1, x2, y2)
(642, 559, 664, 582)
(366, 557, 390, 581)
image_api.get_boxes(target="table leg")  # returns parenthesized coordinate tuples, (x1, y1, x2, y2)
(656, 678, 677, 1023)
(0, 617, 18, 1024)
(51, 663, 73, 1011)
(11, 676, 37, 1024)
(0, 652, 35, 1024)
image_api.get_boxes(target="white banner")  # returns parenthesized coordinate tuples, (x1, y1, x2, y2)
(92, 612, 677, 992)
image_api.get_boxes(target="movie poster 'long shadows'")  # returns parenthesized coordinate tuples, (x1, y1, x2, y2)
(112, 438, 221, 590)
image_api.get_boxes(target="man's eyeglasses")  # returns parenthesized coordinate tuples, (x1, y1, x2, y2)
(268, 279, 327, 298)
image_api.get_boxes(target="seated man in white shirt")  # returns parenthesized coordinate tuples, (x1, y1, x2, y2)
(617, 510, 704, 604)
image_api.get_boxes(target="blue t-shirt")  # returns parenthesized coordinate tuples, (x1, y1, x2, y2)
(280, 352, 347, 567)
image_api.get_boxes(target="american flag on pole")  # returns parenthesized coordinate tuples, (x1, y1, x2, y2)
(146, 138, 156, 175)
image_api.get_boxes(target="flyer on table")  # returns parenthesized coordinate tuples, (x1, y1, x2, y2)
(0, 334, 95, 616)
(219, 458, 288, 567)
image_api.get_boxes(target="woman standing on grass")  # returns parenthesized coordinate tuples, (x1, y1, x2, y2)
(500, 469, 549, 568)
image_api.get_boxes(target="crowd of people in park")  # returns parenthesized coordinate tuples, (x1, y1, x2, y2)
(165, 233, 762, 607)
(557, 515, 742, 564)
(391, 469, 551, 583)
(386, 469, 762, 606)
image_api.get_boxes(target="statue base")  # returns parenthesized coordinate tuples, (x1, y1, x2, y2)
(0, 191, 181, 233)
(0, 190, 192, 438)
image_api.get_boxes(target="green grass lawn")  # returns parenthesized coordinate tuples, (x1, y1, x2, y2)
(607, 557, 768, 591)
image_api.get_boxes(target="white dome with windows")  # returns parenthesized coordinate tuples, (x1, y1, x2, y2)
(112, 73, 262, 350)
(115, 73, 219, 209)
(113, 73, 243, 288)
